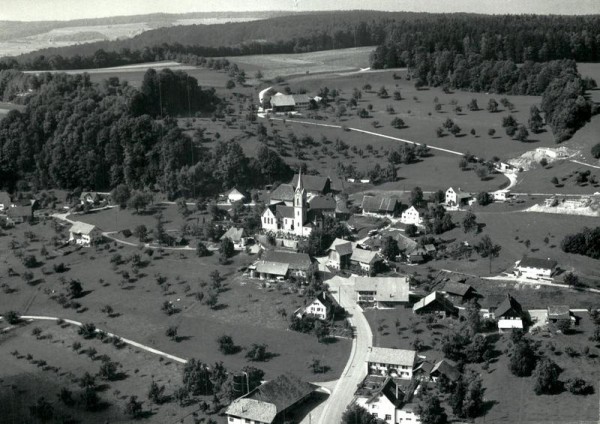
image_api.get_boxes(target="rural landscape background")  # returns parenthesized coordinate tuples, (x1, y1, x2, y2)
(1, 3, 600, 424)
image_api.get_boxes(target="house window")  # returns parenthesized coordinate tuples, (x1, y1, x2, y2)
(385, 414, 392, 420)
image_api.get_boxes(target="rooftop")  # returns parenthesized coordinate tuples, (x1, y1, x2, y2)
(221, 227, 246, 242)
(270, 94, 296, 107)
(547, 305, 571, 319)
(353, 276, 409, 303)
(291, 174, 329, 193)
(368, 347, 416, 367)
(327, 238, 353, 256)
(442, 281, 474, 297)
(494, 294, 524, 318)
(245, 374, 317, 415)
(350, 248, 380, 264)
(361, 195, 399, 213)
(270, 184, 295, 202)
(413, 291, 457, 313)
(262, 250, 312, 270)
(69, 221, 98, 235)
(517, 256, 557, 270)
(226, 398, 277, 423)
(255, 261, 289, 276)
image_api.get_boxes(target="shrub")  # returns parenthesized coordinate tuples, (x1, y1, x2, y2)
(78, 323, 97, 339)
(565, 378, 594, 395)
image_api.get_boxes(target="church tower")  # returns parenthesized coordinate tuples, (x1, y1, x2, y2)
(294, 170, 307, 236)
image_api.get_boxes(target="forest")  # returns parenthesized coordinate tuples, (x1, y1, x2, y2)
(0, 69, 291, 196)
(2, 12, 600, 71)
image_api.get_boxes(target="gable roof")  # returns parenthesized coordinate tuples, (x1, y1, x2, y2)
(312, 291, 339, 311)
(447, 187, 472, 199)
(547, 305, 571, 320)
(329, 177, 345, 193)
(413, 292, 457, 313)
(255, 261, 289, 276)
(262, 251, 312, 270)
(308, 195, 336, 210)
(361, 195, 398, 213)
(291, 174, 329, 193)
(221, 227, 246, 242)
(270, 94, 296, 107)
(368, 347, 416, 367)
(245, 374, 317, 414)
(431, 359, 461, 381)
(442, 281, 475, 297)
(327, 238, 353, 256)
(275, 205, 294, 219)
(69, 221, 98, 235)
(270, 184, 295, 202)
(494, 294, 523, 318)
(350, 248, 380, 264)
(517, 256, 557, 270)
(226, 188, 245, 198)
(292, 94, 311, 104)
(353, 276, 410, 303)
(402, 206, 420, 216)
(367, 377, 404, 407)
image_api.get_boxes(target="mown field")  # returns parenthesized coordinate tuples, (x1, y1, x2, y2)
(0, 214, 350, 387)
(226, 46, 374, 80)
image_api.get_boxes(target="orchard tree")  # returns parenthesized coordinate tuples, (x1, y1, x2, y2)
(381, 236, 400, 261)
(418, 394, 448, 424)
(487, 98, 499, 113)
(509, 338, 537, 377)
(462, 211, 477, 233)
(533, 358, 561, 395)
(475, 235, 501, 273)
(219, 237, 235, 259)
(111, 184, 131, 209)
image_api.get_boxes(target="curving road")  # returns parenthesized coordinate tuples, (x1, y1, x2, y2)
(317, 276, 372, 424)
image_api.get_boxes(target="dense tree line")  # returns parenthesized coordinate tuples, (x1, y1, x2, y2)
(0, 69, 290, 196)
(4, 12, 600, 71)
(561, 227, 600, 259)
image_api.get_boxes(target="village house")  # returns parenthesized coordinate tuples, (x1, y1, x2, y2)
(225, 374, 317, 424)
(6, 205, 33, 224)
(220, 227, 249, 250)
(79, 191, 101, 205)
(269, 94, 297, 113)
(0, 191, 12, 210)
(269, 184, 295, 206)
(251, 261, 289, 281)
(445, 187, 473, 207)
(413, 292, 459, 317)
(441, 281, 477, 303)
(261, 250, 312, 279)
(492, 294, 526, 332)
(361, 195, 400, 218)
(400, 206, 424, 226)
(350, 248, 382, 274)
(547, 305, 579, 326)
(407, 246, 428, 264)
(291, 174, 330, 196)
(223, 187, 246, 204)
(325, 238, 353, 270)
(514, 256, 557, 280)
(353, 276, 410, 307)
(69, 221, 102, 247)
(367, 347, 417, 380)
(295, 291, 339, 321)
(354, 377, 421, 424)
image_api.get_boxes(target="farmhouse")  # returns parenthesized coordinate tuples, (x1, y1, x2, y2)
(445, 187, 473, 207)
(361, 195, 400, 217)
(225, 374, 317, 424)
(350, 248, 382, 273)
(441, 281, 477, 303)
(493, 294, 526, 331)
(400, 206, 423, 226)
(220, 227, 249, 250)
(353, 276, 410, 307)
(367, 347, 416, 379)
(270, 94, 297, 112)
(6, 205, 33, 224)
(354, 377, 421, 424)
(514, 256, 557, 280)
(79, 191, 101, 205)
(413, 292, 458, 317)
(326, 238, 353, 270)
(296, 291, 339, 321)
(251, 261, 290, 281)
(69, 221, 102, 246)
(261, 250, 312, 279)
(547, 305, 579, 326)
(0, 191, 12, 210)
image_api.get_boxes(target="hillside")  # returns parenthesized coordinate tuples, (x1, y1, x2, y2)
(0, 11, 288, 57)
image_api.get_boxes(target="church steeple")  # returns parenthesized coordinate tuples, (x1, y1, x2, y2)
(296, 168, 304, 191)
(294, 168, 307, 236)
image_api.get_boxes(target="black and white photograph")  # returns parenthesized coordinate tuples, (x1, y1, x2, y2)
(0, 1, 600, 423)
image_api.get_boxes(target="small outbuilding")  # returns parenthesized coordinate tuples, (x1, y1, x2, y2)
(413, 292, 458, 317)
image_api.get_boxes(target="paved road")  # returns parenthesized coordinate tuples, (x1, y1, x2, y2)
(317, 276, 372, 424)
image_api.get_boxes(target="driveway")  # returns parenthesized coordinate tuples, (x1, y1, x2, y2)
(316, 275, 372, 424)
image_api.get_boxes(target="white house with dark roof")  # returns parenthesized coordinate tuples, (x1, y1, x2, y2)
(400, 206, 423, 226)
(226, 374, 317, 424)
(354, 377, 421, 424)
(445, 187, 473, 207)
(492, 294, 525, 331)
(296, 291, 339, 321)
(69, 221, 102, 246)
(220, 227, 249, 250)
(514, 256, 557, 280)
(413, 292, 459, 317)
(367, 347, 417, 379)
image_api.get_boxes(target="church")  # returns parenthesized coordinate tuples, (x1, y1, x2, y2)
(261, 171, 324, 237)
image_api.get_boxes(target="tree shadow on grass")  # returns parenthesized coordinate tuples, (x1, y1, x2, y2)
(175, 336, 193, 343)
(211, 303, 228, 311)
(481, 399, 499, 416)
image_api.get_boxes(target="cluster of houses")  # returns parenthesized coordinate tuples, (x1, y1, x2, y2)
(0, 191, 37, 226)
